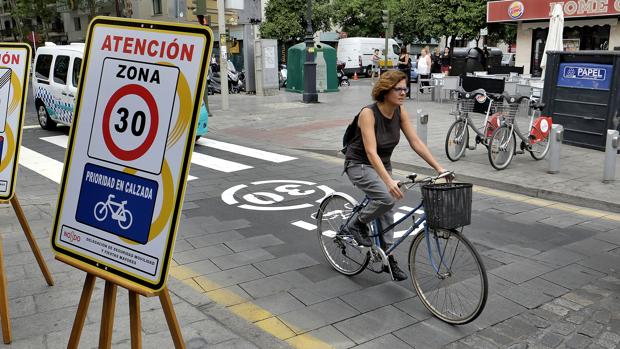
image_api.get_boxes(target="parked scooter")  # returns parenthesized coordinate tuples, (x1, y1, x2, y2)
(337, 60, 349, 87)
(207, 59, 245, 94)
(279, 64, 287, 88)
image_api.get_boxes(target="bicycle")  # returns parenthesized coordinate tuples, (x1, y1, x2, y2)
(487, 94, 552, 170)
(94, 194, 134, 230)
(445, 87, 509, 162)
(316, 172, 488, 324)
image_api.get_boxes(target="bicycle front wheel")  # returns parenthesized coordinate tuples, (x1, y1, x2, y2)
(316, 193, 370, 276)
(409, 228, 488, 324)
(445, 120, 469, 162)
(488, 126, 515, 170)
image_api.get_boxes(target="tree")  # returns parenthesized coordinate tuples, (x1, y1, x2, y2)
(414, 0, 487, 47)
(330, 0, 384, 38)
(487, 23, 517, 46)
(260, 0, 332, 43)
(9, 0, 58, 41)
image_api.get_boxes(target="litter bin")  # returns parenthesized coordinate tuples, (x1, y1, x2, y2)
(450, 47, 485, 76)
(484, 47, 503, 70)
(542, 51, 620, 151)
(286, 42, 339, 93)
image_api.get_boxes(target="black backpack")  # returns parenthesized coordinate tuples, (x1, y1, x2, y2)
(341, 113, 360, 154)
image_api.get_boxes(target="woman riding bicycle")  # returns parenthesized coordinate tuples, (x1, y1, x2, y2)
(343, 70, 450, 281)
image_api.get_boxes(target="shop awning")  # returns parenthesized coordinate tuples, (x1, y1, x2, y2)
(487, 0, 620, 23)
(520, 17, 618, 30)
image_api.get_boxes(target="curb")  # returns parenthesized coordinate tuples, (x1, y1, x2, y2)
(303, 148, 620, 214)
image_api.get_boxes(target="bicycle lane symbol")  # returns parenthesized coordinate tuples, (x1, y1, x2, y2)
(75, 163, 158, 245)
(221, 180, 334, 211)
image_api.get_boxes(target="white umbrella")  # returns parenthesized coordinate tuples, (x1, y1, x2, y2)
(540, 3, 564, 79)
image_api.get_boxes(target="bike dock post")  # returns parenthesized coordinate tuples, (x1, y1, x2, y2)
(417, 109, 429, 145)
(603, 129, 619, 183)
(548, 124, 563, 174)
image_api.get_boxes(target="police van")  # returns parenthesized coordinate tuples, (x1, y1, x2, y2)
(32, 42, 209, 139)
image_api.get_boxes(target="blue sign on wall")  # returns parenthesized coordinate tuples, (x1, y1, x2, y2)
(76, 163, 158, 244)
(557, 63, 613, 90)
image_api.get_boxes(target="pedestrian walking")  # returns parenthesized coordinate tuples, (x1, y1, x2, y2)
(441, 47, 452, 74)
(431, 47, 442, 74)
(398, 47, 411, 72)
(417, 47, 431, 93)
(371, 49, 381, 82)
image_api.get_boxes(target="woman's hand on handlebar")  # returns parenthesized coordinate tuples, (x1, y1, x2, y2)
(437, 169, 455, 183)
(388, 178, 404, 200)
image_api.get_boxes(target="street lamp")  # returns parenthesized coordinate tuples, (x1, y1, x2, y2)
(302, 0, 318, 103)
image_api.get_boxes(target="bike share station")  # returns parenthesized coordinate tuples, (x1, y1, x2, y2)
(542, 51, 620, 181)
(0, 43, 55, 344)
(49, 17, 212, 348)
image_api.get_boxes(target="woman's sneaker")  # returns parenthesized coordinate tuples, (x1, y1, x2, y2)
(345, 218, 372, 246)
(384, 255, 408, 281)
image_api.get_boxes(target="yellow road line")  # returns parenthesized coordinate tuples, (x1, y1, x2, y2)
(170, 264, 335, 349)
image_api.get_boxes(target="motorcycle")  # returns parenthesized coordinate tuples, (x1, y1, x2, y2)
(337, 60, 349, 87)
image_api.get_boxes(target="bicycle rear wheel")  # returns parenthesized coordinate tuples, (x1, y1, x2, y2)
(529, 133, 550, 160)
(408, 228, 488, 324)
(488, 126, 515, 170)
(316, 193, 370, 276)
(445, 120, 469, 162)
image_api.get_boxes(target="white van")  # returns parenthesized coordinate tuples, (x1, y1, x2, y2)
(32, 43, 209, 139)
(337, 37, 400, 77)
(33, 43, 83, 129)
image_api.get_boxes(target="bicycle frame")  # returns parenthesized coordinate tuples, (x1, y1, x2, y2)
(348, 197, 450, 275)
(456, 99, 495, 141)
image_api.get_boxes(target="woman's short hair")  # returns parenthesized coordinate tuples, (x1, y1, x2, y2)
(372, 70, 407, 102)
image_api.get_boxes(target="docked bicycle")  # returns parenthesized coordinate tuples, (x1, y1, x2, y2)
(487, 95, 552, 170)
(316, 172, 488, 324)
(445, 87, 509, 162)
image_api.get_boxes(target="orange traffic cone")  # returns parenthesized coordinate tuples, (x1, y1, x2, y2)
(353, 71, 359, 80)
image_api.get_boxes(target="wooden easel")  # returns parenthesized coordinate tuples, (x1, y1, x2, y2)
(0, 194, 55, 344)
(58, 255, 185, 349)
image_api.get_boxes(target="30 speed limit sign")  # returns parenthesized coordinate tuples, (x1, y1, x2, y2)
(51, 17, 212, 292)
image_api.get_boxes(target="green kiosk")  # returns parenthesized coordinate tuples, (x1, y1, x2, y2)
(286, 42, 339, 93)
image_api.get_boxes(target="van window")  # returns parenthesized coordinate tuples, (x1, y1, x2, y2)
(53, 55, 70, 85)
(72, 58, 82, 87)
(392, 45, 400, 55)
(35, 54, 53, 80)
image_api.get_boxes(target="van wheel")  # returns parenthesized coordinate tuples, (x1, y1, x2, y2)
(365, 65, 373, 78)
(37, 104, 56, 130)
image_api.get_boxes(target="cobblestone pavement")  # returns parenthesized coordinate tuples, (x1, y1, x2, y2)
(4, 79, 620, 349)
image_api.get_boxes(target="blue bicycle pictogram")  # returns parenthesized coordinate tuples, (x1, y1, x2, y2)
(94, 194, 134, 230)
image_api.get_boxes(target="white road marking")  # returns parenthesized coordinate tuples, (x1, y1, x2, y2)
(321, 230, 337, 238)
(23, 125, 40, 130)
(190, 152, 252, 172)
(19, 147, 63, 183)
(197, 138, 296, 163)
(40, 135, 201, 180)
(292, 220, 316, 231)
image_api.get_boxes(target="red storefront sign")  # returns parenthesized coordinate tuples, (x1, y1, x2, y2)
(487, 0, 620, 22)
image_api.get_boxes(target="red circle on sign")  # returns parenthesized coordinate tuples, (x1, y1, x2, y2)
(102, 84, 159, 161)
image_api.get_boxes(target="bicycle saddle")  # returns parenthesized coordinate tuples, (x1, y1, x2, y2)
(531, 101, 546, 110)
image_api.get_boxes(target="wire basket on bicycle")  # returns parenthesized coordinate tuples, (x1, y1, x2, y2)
(421, 183, 473, 229)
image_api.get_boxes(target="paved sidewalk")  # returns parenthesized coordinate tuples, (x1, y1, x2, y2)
(206, 80, 620, 213)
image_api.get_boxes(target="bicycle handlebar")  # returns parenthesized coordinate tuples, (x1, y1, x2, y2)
(455, 87, 530, 104)
(399, 171, 455, 187)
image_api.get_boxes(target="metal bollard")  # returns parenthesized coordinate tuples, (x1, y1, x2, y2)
(417, 109, 428, 145)
(603, 129, 619, 183)
(547, 124, 563, 174)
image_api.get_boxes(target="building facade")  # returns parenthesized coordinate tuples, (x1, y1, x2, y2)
(488, 0, 620, 76)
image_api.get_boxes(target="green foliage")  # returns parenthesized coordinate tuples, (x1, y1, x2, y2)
(487, 23, 517, 45)
(260, 0, 332, 43)
(9, 0, 58, 41)
(415, 0, 487, 41)
(330, 0, 384, 38)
